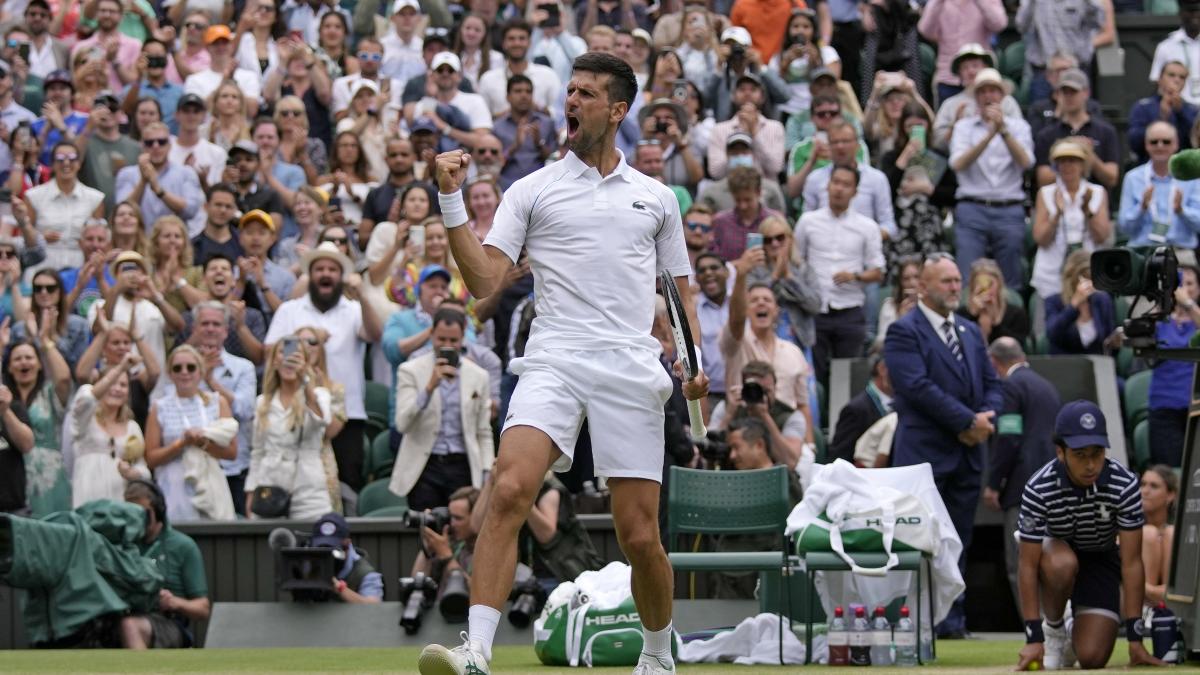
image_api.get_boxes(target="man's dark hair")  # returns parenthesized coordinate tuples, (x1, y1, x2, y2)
(507, 73, 533, 93)
(685, 203, 713, 217)
(95, 0, 122, 11)
(203, 252, 236, 271)
(810, 93, 840, 112)
(501, 18, 532, 40)
(741, 360, 775, 382)
(208, 182, 238, 202)
(358, 35, 383, 51)
(694, 251, 724, 269)
(747, 280, 772, 294)
(728, 417, 772, 459)
(142, 38, 167, 53)
(432, 306, 467, 332)
(51, 139, 79, 157)
(572, 52, 637, 109)
(831, 163, 860, 187)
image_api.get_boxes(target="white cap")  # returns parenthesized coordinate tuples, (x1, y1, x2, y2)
(392, 0, 420, 14)
(720, 26, 752, 47)
(352, 78, 380, 97)
(431, 51, 461, 72)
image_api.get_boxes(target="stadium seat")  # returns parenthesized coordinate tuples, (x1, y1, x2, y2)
(816, 380, 828, 430)
(667, 466, 793, 665)
(363, 431, 396, 484)
(1123, 369, 1153, 430)
(360, 504, 409, 518)
(1116, 347, 1135, 379)
(364, 381, 390, 442)
(357, 478, 407, 516)
(812, 426, 828, 464)
(919, 42, 936, 98)
(1133, 419, 1151, 472)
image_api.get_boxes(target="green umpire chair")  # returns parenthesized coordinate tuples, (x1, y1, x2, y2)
(667, 466, 794, 664)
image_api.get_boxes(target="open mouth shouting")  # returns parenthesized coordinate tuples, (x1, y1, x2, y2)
(566, 112, 581, 143)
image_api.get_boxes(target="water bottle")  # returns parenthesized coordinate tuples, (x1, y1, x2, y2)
(828, 606, 849, 666)
(869, 606, 892, 666)
(849, 605, 872, 666)
(893, 605, 918, 666)
(1151, 602, 1184, 663)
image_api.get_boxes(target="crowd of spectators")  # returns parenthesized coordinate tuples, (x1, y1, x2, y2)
(0, 0, 1193, 646)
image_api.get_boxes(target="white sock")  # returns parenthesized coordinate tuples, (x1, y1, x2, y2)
(467, 605, 501, 662)
(641, 623, 674, 665)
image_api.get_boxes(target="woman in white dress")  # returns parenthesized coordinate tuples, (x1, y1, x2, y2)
(69, 352, 148, 507)
(244, 336, 332, 520)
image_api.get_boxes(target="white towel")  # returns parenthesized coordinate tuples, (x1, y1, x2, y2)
(678, 613, 814, 665)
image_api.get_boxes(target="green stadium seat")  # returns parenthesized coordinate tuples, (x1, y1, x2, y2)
(357, 478, 407, 517)
(1033, 333, 1049, 356)
(813, 426, 828, 464)
(1124, 369, 1153, 430)
(1115, 296, 1131, 326)
(362, 431, 396, 484)
(919, 42, 936, 97)
(364, 381, 390, 442)
(667, 466, 793, 664)
(1116, 347, 1135, 379)
(999, 41, 1024, 84)
(361, 504, 409, 518)
(816, 380, 828, 430)
(1133, 418, 1151, 472)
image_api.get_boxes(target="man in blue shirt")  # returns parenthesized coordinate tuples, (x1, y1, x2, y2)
(31, 69, 87, 167)
(120, 39, 184, 134)
(250, 118, 305, 239)
(1118, 121, 1200, 248)
(1014, 401, 1162, 671)
(1127, 60, 1197, 166)
(114, 122, 204, 226)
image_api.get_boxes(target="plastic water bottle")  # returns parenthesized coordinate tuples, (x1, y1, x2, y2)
(849, 605, 872, 666)
(893, 605, 918, 666)
(1151, 602, 1184, 663)
(828, 606, 849, 666)
(869, 606, 892, 666)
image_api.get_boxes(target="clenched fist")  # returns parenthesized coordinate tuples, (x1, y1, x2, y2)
(435, 150, 471, 194)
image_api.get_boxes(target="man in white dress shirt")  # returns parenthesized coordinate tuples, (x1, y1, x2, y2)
(794, 163, 884, 385)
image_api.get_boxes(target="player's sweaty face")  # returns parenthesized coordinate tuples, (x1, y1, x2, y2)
(565, 71, 614, 153)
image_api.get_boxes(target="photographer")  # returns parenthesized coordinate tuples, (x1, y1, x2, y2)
(119, 480, 210, 649)
(390, 307, 494, 511)
(704, 27, 789, 123)
(711, 361, 809, 472)
(409, 486, 479, 584)
(310, 512, 383, 604)
(709, 417, 802, 599)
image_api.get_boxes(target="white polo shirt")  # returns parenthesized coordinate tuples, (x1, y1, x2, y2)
(264, 294, 367, 419)
(485, 150, 692, 355)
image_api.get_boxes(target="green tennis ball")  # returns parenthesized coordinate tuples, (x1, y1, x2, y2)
(1169, 150, 1200, 181)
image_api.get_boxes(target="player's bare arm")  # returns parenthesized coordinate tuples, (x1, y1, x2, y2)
(435, 149, 513, 299)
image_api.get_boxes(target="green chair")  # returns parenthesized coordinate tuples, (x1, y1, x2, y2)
(361, 504, 410, 518)
(801, 550, 936, 664)
(667, 466, 793, 664)
(1133, 419, 1151, 472)
(1124, 369, 1153, 430)
(362, 431, 396, 483)
(812, 426, 828, 465)
(364, 381, 391, 441)
(816, 380, 828, 430)
(357, 478, 407, 517)
(1116, 347, 1135, 379)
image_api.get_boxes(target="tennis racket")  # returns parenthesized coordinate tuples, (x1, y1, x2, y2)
(660, 271, 707, 440)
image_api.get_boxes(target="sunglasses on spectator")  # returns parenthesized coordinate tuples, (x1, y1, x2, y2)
(279, 109, 304, 117)
(685, 221, 711, 232)
(185, 21, 208, 30)
(434, 67, 456, 75)
(696, 263, 723, 274)
(32, 283, 58, 294)
(303, 337, 320, 346)
(474, 148, 501, 155)
(53, 153, 78, 163)
(357, 52, 383, 62)
(813, 109, 840, 119)
(763, 233, 788, 245)
(0, 250, 16, 259)
(323, 236, 348, 245)
(256, 4, 275, 12)
(143, 138, 170, 147)
(1148, 138, 1174, 146)
(172, 362, 199, 374)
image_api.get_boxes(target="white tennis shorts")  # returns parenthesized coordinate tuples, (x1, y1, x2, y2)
(503, 347, 674, 481)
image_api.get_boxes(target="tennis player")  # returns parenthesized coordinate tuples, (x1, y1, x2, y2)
(419, 52, 708, 675)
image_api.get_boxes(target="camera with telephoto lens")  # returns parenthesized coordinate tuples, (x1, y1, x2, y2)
(268, 527, 347, 602)
(404, 506, 451, 533)
(507, 564, 547, 628)
(438, 568, 470, 623)
(695, 430, 730, 464)
(398, 572, 438, 634)
(1091, 247, 1178, 350)
(741, 380, 765, 405)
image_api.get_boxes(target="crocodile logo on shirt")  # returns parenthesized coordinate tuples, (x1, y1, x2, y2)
(632, 201, 647, 210)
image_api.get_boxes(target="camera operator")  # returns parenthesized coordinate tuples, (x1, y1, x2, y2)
(409, 486, 479, 584)
(310, 513, 383, 604)
(709, 418, 803, 599)
(710, 361, 809, 472)
(118, 480, 210, 649)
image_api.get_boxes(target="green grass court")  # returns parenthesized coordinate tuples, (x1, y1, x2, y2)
(0, 640, 1160, 673)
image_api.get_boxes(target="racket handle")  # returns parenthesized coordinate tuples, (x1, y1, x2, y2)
(686, 399, 707, 440)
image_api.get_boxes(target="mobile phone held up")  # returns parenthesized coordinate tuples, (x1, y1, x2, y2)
(746, 232, 763, 249)
(437, 347, 460, 369)
(281, 336, 300, 359)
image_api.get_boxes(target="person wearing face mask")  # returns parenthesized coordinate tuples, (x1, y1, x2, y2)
(698, 132, 787, 215)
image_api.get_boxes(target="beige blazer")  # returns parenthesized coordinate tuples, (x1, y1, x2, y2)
(388, 352, 494, 497)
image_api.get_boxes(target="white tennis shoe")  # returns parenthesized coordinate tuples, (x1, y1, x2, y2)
(1042, 619, 1076, 670)
(418, 632, 490, 675)
(632, 653, 676, 674)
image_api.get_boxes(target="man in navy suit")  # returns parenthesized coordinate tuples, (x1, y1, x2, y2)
(883, 253, 1003, 638)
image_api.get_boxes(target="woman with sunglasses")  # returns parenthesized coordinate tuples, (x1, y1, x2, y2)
(294, 325, 345, 511)
(744, 215, 822, 351)
(465, 177, 500, 242)
(68, 351, 148, 507)
(2, 334, 72, 517)
(11, 269, 89, 371)
(244, 337, 332, 519)
(69, 49, 107, 113)
(317, 131, 377, 226)
(272, 94, 327, 184)
(130, 96, 163, 143)
(234, 0, 284, 76)
(314, 11, 358, 80)
(202, 80, 251, 152)
(74, 313, 159, 425)
(452, 14, 502, 89)
(145, 344, 237, 521)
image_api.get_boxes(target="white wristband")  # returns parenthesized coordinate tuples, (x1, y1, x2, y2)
(438, 190, 469, 229)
